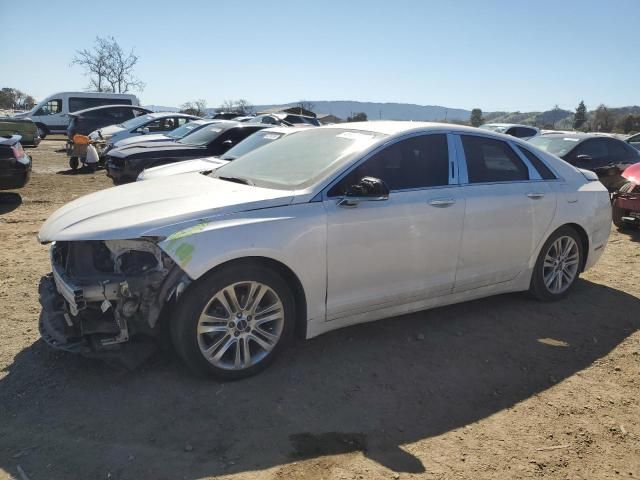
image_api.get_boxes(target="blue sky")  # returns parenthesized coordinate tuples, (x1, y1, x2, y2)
(1, 0, 638, 112)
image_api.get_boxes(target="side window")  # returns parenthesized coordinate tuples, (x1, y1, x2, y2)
(328, 134, 450, 196)
(606, 139, 630, 160)
(506, 127, 535, 138)
(461, 135, 529, 183)
(176, 117, 190, 127)
(146, 118, 176, 132)
(573, 139, 607, 159)
(35, 99, 62, 116)
(517, 146, 556, 180)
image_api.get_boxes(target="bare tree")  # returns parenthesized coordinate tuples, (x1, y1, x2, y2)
(218, 99, 253, 114)
(235, 99, 254, 114)
(219, 99, 236, 112)
(72, 37, 112, 92)
(181, 99, 207, 116)
(72, 36, 144, 93)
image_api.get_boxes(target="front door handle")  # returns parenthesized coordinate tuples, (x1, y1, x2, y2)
(526, 192, 545, 199)
(428, 197, 455, 207)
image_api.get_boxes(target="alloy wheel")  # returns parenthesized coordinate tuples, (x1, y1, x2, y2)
(196, 281, 285, 370)
(542, 236, 580, 294)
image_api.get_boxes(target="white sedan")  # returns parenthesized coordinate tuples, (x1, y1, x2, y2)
(38, 122, 611, 379)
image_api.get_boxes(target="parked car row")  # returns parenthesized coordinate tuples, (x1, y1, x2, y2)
(38, 121, 614, 380)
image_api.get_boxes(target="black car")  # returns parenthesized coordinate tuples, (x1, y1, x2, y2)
(105, 122, 268, 183)
(249, 113, 321, 126)
(66, 105, 152, 138)
(528, 133, 640, 191)
(0, 136, 32, 190)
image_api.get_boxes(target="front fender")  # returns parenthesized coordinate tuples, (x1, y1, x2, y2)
(157, 202, 328, 326)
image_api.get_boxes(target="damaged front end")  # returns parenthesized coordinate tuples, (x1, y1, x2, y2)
(39, 238, 188, 365)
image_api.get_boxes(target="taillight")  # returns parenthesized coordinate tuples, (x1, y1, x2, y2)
(11, 143, 25, 159)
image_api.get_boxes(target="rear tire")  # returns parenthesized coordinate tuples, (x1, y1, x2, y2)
(69, 157, 79, 170)
(36, 124, 48, 139)
(529, 226, 584, 301)
(171, 263, 295, 379)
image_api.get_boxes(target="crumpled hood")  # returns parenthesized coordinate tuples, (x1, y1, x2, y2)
(622, 162, 640, 185)
(138, 157, 229, 181)
(38, 173, 295, 242)
(114, 133, 171, 148)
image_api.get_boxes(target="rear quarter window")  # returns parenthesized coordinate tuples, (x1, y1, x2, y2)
(517, 146, 557, 180)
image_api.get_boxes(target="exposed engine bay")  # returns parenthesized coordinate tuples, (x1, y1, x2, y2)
(39, 239, 188, 365)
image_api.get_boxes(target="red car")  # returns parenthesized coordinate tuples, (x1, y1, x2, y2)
(612, 162, 640, 229)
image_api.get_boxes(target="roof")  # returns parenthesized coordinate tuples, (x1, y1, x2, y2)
(262, 126, 314, 135)
(317, 120, 490, 136)
(481, 123, 538, 128)
(145, 112, 201, 119)
(68, 105, 151, 117)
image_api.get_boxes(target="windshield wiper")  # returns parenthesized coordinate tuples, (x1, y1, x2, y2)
(218, 175, 253, 186)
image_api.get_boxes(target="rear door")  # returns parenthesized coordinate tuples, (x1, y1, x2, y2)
(453, 134, 556, 292)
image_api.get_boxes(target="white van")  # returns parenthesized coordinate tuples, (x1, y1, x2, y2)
(13, 92, 140, 137)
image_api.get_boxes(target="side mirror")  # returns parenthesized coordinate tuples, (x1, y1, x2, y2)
(338, 176, 389, 207)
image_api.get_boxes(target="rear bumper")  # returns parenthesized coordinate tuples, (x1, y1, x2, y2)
(0, 156, 31, 190)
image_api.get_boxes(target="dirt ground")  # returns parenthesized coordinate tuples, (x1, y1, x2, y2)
(0, 139, 639, 480)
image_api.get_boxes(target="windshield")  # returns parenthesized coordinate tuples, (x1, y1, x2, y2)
(528, 136, 581, 156)
(167, 121, 205, 139)
(177, 124, 226, 146)
(120, 114, 155, 129)
(212, 128, 385, 190)
(220, 130, 285, 160)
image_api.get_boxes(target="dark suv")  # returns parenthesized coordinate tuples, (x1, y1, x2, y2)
(528, 133, 640, 191)
(66, 105, 152, 138)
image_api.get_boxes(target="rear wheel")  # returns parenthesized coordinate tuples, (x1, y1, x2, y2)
(36, 124, 48, 139)
(529, 226, 583, 301)
(171, 263, 295, 379)
(69, 157, 79, 170)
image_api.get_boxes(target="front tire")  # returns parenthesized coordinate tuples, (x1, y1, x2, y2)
(171, 263, 295, 379)
(529, 226, 584, 301)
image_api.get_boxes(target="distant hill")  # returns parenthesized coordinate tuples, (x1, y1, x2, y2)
(485, 109, 573, 127)
(251, 101, 471, 121)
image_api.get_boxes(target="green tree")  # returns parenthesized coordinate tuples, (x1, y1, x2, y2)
(346, 112, 367, 122)
(573, 100, 587, 130)
(470, 108, 484, 127)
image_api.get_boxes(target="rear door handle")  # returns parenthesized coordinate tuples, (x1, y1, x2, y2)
(526, 192, 545, 199)
(428, 198, 455, 207)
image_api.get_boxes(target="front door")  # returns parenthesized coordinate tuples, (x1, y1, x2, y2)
(323, 133, 465, 321)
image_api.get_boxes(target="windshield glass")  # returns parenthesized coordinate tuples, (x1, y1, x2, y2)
(528, 136, 581, 156)
(220, 130, 286, 160)
(212, 128, 385, 190)
(178, 124, 226, 146)
(168, 121, 206, 139)
(120, 114, 155, 129)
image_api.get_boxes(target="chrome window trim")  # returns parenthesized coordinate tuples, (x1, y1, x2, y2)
(453, 132, 563, 186)
(512, 143, 563, 182)
(321, 130, 459, 200)
(508, 140, 541, 180)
